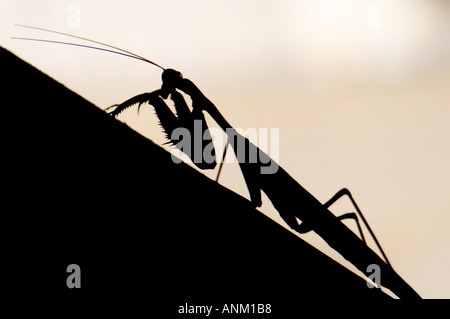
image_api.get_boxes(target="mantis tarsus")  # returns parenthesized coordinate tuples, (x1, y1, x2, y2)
(12, 24, 421, 299)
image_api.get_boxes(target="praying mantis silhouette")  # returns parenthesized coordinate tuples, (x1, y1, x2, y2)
(13, 24, 421, 299)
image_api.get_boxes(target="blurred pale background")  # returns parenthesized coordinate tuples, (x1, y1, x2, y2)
(1, 0, 449, 298)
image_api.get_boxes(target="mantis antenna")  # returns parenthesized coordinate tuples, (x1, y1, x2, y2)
(12, 24, 165, 71)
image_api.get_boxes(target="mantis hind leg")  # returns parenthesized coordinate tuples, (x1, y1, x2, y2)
(323, 188, 392, 266)
(295, 188, 367, 236)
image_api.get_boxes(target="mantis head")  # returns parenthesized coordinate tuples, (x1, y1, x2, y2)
(161, 69, 183, 99)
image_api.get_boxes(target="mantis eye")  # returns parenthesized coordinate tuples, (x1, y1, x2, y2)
(161, 69, 183, 97)
(162, 69, 182, 82)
